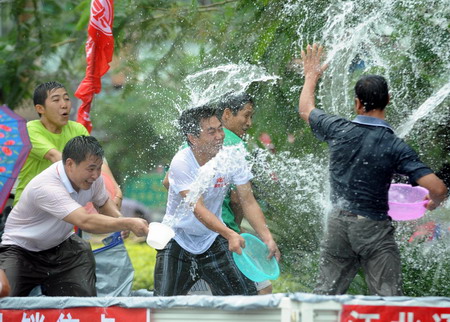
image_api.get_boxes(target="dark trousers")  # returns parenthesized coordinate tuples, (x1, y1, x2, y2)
(154, 235, 257, 296)
(314, 210, 403, 296)
(0, 234, 96, 297)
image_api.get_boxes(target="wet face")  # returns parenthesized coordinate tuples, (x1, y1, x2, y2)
(37, 87, 71, 132)
(65, 154, 103, 192)
(225, 103, 254, 137)
(189, 116, 224, 157)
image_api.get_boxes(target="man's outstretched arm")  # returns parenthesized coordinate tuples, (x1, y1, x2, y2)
(235, 182, 281, 261)
(298, 43, 328, 122)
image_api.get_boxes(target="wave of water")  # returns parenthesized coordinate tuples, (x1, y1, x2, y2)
(184, 63, 279, 108)
(397, 80, 450, 138)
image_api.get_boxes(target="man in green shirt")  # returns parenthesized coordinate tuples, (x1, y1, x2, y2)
(13, 81, 123, 206)
(215, 93, 254, 233)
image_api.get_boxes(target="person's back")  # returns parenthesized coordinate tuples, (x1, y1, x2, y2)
(316, 114, 431, 219)
(298, 44, 447, 296)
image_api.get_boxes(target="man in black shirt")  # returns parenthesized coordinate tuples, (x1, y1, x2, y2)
(298, 44, 447, 296)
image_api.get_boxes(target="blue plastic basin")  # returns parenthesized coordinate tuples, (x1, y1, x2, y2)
(232, 233, 280, 282)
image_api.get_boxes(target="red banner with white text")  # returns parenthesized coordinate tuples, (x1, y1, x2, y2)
(341, 304, 450, 322)
(75, 0, 114, 133)
(0, 307, 147, 322)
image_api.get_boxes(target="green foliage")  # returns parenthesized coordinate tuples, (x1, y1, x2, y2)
(0, 0, 86, 107)
(91, 82, 183, 182)
(124, 241, 157, 291)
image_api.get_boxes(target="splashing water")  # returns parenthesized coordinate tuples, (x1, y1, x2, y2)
(162, 63, 281, 227)
(251, 0, 450, 293)
(158, 0, 450, 295)
(397, 80, 450, 138)
(291, 0, 450, 124)
(184, 63, 279, 107)
(162, 144, 251, 228)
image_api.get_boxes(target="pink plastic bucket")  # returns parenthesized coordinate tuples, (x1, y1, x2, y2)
(388, 184, 429, 221)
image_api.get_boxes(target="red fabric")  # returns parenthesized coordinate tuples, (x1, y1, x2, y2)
(75, 0, 114, 133)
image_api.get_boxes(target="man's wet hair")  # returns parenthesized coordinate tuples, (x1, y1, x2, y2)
(179, 105, 217, 146)
(62, 135, 104, 165)
(354, 75, 389, 112)
(216, 92, 253, 120)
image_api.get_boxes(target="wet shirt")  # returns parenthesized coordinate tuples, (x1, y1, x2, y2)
(177, 128, 247, 233)
(220, 128, 247, 233)
(309, 109, 433, 220)
(2, 161, 108, 251)
(164, 147, 252, 254)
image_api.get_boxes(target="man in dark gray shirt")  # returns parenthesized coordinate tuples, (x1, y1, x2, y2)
(298, 44, 447, 296)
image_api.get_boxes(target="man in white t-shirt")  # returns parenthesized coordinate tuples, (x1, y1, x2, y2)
(154, 105, 280, 296)
(0, 136, 149, 297)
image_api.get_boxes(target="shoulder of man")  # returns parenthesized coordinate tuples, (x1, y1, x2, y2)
(310, 108, 348, 122)
(26, 162, 61, 192)
(64, 121, 90, 135)
(170, 147, 194, 167)
(223, 128, 243, 146)
(26, 119, 45, 132)
(309, 108, 352, 130)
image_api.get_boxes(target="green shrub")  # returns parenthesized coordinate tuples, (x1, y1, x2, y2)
(124, 241, 157, 291)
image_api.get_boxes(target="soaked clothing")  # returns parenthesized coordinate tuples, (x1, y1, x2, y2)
(0, 235, 96, 296)
(309, 109, 432, 221)
(178, 128, 247, 233)
(309, 109, 433, 296)
(221, 128, 247, 233)
(154, 236, 257, 296)
(314, 210, 402, 296)
(164, 146, 251, 254)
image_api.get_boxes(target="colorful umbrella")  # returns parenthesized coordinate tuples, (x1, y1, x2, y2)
(0, 105, 31, 213)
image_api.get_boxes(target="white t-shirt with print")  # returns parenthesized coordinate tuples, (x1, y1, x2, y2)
(2, 161, 108, 251)
(164, 146, 252, 254)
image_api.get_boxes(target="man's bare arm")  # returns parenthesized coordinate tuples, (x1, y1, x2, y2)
(64, 207, 148, 236)
(416, 173, 447, 210)
(235, 182, 281, 261)
(180, 190, 244, 254)
(44, 148, 62, 163)
(0, 269, 10, 297)
(298, 44, 328, 122)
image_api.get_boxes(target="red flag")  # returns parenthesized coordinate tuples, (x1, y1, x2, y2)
(75, 0, 114, 133)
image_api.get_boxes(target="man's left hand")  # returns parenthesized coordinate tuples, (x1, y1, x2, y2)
(265, 238, 281, 262)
